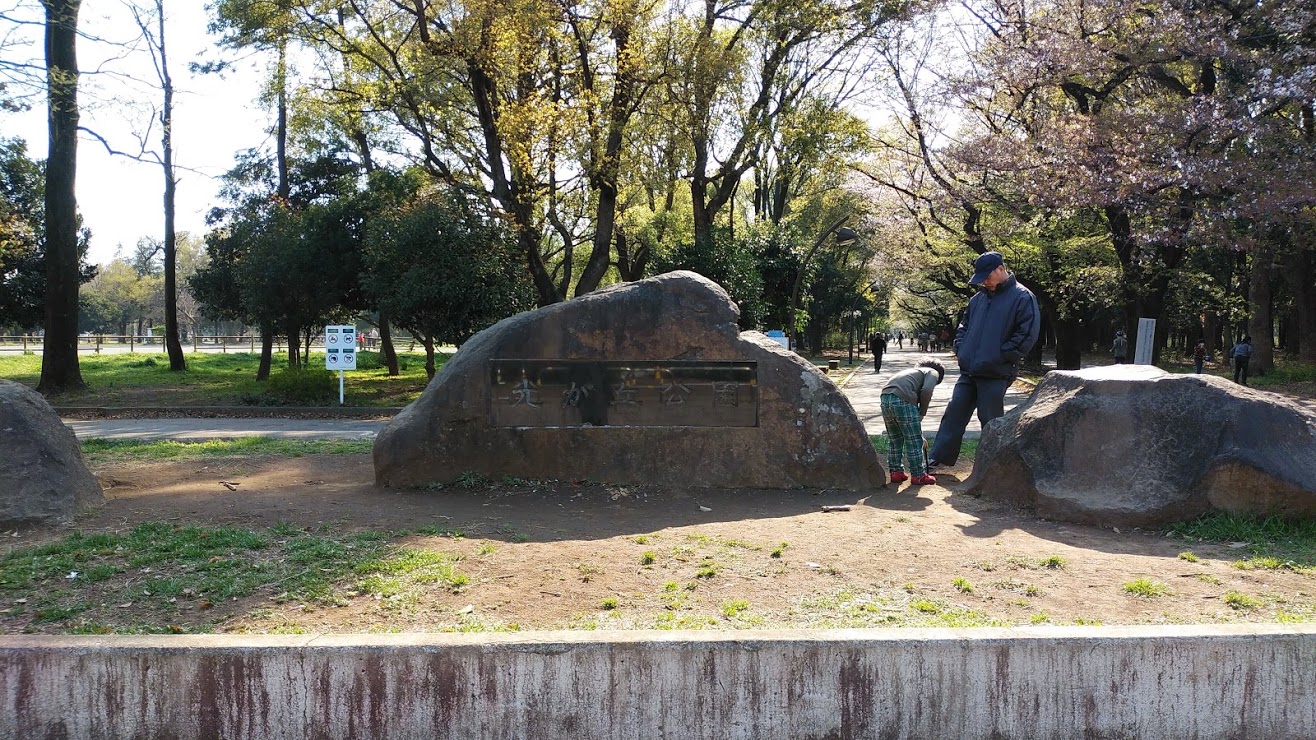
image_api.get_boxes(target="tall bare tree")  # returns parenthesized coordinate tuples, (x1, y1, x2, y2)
(38, 0, 85, 393)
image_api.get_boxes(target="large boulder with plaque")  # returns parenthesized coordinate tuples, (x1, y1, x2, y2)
(374, 271, 884, 489)
(964, 365, 1316, 527)
(0, 379, 103, 526)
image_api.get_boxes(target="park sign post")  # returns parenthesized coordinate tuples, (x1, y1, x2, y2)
(324, 325, 357, 404)
(1134, 318, 1156, 365)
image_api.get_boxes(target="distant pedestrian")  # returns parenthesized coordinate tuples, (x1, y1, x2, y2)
(869, 331, 887, 373)
(1193, 341, 1206, 375)
(928, 251, 1040, 469)
(881, 359, 946, 486)
(1112, 330, 1128, 364)
(1229, 336, 1253, 385)
(897, 332, 904, 349)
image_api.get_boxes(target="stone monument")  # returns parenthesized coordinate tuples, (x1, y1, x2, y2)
(0, 379, 103, 526)
(374, 271, 884, 489)
(965, 365, 1316, 526)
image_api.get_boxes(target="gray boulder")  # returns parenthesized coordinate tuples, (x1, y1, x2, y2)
(964, 365, 1316, 527)
(375, 271, 883, 489)
(0, 379, 103, 526)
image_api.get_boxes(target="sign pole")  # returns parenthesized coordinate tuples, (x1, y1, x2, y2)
(339, 370, 345, 405)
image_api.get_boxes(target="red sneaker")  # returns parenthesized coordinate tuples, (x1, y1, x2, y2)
(889, 472, 908, 483)
(911, 474, 937, 485)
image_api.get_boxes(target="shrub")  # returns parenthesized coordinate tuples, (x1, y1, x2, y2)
(265, 367, 336, 405)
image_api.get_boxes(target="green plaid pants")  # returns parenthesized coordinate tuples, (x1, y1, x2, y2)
(881, 393, 926, 476)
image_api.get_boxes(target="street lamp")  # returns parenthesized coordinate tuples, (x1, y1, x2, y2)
(847, 277, 882, 364)
(788, 217, 858, 354)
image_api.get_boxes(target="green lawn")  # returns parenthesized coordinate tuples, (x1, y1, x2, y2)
(80, 437, 374, 463)
(0, 350, 444, 407)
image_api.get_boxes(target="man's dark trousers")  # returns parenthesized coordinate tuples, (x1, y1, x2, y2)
(1234, 356, 1250, 385)
(928, 374, 1012, 465)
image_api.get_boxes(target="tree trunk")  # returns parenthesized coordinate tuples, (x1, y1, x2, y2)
(257, 329, 273, 380)
(574, 20, 638, 297)
(37, 0, 85, 394)
(1052, 314, 1083, 370)
(286, 323, 301, 369)
(1248, 246, 1275, 375)
(1281, 246, 1316, 364)
(158, 0, 185, 372)
(1203, 312, 1219, 356)
(423, 335, 436, 379)
(379, 312, 399, 377)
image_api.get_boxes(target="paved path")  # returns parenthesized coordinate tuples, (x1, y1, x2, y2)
(63, 349, 1034, 441)
(843, 346, 1032, 438)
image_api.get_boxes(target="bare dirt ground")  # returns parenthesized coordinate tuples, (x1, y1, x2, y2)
(8, 453, 1312, 635)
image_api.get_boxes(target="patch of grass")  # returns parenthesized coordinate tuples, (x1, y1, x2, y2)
(1178, 551, 1200, 563)
(1171, 513, 1316, 569)
(1232, 556, 1302, 572)
(720, 599, 750, 617)
(601, 597, 619, 610)
(576, 563, 603, 582)
(0, 350, 439, 408)
(81, 437, 373, 462)
(1030, 612, 1052, 624)
(870, 435, 978, 459)
(770, 542, 788, 558)
(695, 558, 719, 579)
(1223, 591, 1265, 611)
(640, 551, 656, 566)
(1122, 578, 1169, 598)
(1024, 584, 1042, 597)
(1006, 555, 1067, 570)
(1192, 573, 1223, 585)
(0, 522, 476, 629)
(414, 526, 464, 538)
(477, 544, 497, 556)
(953, 577, 974, 594)
(455, 471, 489, 489)
(631, 535, 650, 545)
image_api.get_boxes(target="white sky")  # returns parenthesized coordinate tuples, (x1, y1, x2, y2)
(2, 1, 270, 266)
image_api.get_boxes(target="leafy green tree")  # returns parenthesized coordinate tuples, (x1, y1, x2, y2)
(652, 228, 767, 330)
(364, 190, 535, 377)
(0, 138, 94, 334)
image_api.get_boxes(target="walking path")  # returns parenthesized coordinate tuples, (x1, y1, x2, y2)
(843, 346, 1032, 438)
(63, 349, 1034, 441)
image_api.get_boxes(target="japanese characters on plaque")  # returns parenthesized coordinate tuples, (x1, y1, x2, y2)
(489, 360, 758, 427)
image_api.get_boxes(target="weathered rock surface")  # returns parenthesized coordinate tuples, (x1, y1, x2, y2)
(375, 271, 884, 489)
(964, 365, 1316, 527)
(0, 379, 103, 526)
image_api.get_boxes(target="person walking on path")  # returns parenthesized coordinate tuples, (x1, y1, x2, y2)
(881, 359, 945, 486)
(869, 331, 887, 372)
(1112, 330, 1128, 364)
(1193, 341, 1207, 374)
(927, 251, 1040, 469)
(1229, 336, 1253, 385)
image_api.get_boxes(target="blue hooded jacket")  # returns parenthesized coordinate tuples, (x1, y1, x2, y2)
(953, 274, 1041, 379)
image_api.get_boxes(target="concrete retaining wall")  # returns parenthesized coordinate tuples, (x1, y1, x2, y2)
(4, 625, 1314, 739)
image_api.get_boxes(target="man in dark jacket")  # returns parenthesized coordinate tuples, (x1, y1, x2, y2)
(927, 251, 1040, 468)
(869, 331, 887, 372)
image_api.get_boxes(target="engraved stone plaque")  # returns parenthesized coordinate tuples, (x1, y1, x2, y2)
(490, 360, 758, 427)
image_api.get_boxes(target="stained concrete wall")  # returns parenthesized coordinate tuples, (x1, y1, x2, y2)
(3, 625, 1314, 739)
